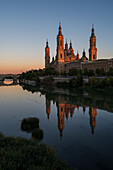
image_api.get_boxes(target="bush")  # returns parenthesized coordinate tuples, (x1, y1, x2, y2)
(0, 134, 72, 170)
(56, 81, 68, 88)
(90, 77, 98, 86)
(69, 74, 83, 87)
(42, 76, 54, 86)
(21, 118, 39, 132)
(68, 68, 78, 76)
(32, 129, 43, 141)
(45, 67, 58, 75)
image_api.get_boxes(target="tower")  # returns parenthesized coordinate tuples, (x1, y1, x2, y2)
(45, 39, 50, 68)
(89, 25, 97, 61)
(57, 22, 64, 63)
(65, 39, 68, 50)
(69, 40, 74, 55)
(46, 98, 51, 119)
(89, 107, 97, 134)
(76, 52, 79, 60)
(57, 103, 65, 138)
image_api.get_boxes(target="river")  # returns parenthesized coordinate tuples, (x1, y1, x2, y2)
(0, 80, 113, 170)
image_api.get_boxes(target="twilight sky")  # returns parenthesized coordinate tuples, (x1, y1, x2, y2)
(0, 0, 113, 74)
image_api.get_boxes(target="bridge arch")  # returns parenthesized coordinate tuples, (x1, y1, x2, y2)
(0, 75, 19, 86)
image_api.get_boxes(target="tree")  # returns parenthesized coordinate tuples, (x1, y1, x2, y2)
(45, 66, 58, 75)
(69, 74, 83, 87)
(100, 68, 105, 76)
(108, 67, 113, 76)
(68, 68, 78, 76)
(96, 68, 105, 76)
(96, 68, 101, 76)
(83, 68, 89, 76)
(90, 77, 98, 86)
(88, 69, 94, 77)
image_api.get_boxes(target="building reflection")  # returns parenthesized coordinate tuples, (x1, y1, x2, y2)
(46, 99, 51, 119)
(89, 107, 97, 134)
(45, 97, 97, 138)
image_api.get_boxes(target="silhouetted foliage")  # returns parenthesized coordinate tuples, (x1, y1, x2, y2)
(45, 66, 59, 75)
(32, 129, 43, 141)
(0, 133, 71, 170)
(68, 68, 78, 76)
(96, 68, 105, 76)
(69, 74, 83, 87)
(21, 118, 39, 132)
(56, 81, 69, 88)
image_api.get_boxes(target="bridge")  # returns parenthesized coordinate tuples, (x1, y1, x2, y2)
(0, 74, 20, 86)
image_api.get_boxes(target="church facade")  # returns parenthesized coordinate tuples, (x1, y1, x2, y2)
(45, 23, 113, 73)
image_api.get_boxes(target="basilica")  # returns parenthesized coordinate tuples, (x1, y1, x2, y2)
(45, 23, 97, 73)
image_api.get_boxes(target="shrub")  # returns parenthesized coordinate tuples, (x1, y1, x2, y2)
(32, 129, 43, 141)
(0, 134, 72, 170)
(68, 68, 78, 76)
(21, 118, 39, 132)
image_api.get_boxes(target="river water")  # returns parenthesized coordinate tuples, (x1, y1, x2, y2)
(0, 80, 113, 170)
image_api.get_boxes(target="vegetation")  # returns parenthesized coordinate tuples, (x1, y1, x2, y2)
(69, 74, 83, 88)
(89, 77, 113, 88)
(21, 117, 43, 141)
(21, 117, 39, 133)
(32, 129, 43, 141)
(19, 66, 113, 92)
(19, 67, 58, 80)
(19, 83, 113, 113)
(0, 133, 71, 170)
(56, 81, 69, 88)
(41, 76, 54, 86)
(68, 68, 78, 76)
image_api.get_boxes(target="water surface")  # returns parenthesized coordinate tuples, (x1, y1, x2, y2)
(0, 80, 113, 170)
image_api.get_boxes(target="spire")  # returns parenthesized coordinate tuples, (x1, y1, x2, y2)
(83, 49, 86, 56)
(65, 39, 68, 50)
(70, 40, 72, 49)
(46, 39, 49, 48)
(77, 51, 79, 60)
(58, 22, 62, 35)
(91, 24, 95, 37)
(52, 56, 54, 62)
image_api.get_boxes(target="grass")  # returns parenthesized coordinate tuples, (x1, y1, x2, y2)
(0, 133, 72, 170)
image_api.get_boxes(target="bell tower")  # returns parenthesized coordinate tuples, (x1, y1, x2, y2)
(57, 22, 64, 63)
(89, 25, 97, 61)
(45, 39, 50, 68)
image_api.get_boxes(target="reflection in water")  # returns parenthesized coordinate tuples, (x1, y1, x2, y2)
(0, 84, 113, 169)
(89, 107, 97, 134)
(21, 117, 43, 141)
(21, 117, 39, 132)
(0, 79, 18, 86)
(45, 96, 97, 138)
(46, 99, 51, 119)
(4, 79, 13, 85)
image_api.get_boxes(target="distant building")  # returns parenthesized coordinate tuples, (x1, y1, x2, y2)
(45, 23, 113, 73)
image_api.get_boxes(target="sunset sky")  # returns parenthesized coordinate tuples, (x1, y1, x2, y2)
(0, 0, 113, 74)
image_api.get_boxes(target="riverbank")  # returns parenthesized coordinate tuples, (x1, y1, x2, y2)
(0, 133, 71, 170)
(19, 75, 113, 96)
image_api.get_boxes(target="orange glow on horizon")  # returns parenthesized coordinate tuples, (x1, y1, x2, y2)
(0, 65, 44, 74)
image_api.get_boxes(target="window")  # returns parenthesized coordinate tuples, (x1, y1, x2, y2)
(93, 55, 95, 59)
(61, 107, 63, 112)
(60, 40, 62, 46)
(60, 54, 62, 58)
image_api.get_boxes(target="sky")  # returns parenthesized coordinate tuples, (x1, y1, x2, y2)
(0, 0, 113, 74)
